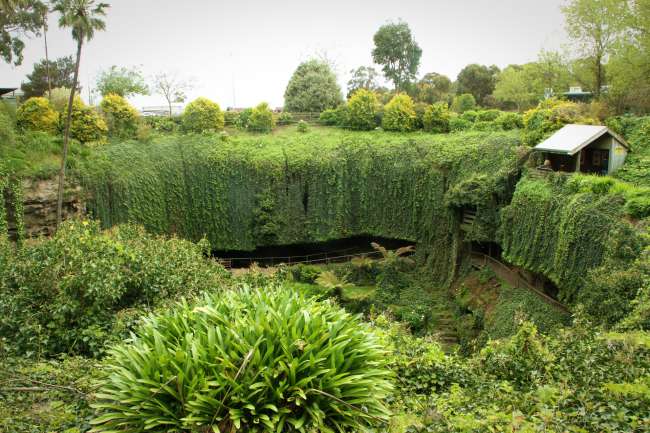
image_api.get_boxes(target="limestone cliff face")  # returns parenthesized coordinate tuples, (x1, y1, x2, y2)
(6, 178, 84, 239)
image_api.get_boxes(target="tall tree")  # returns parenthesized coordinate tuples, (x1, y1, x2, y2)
(0, 0, 47, 65)
(346, 66, 380, 98)
(415, 72, 452, 104)
(493, 65, 539, 111)
(562, 0, 630, 98)
(283, 59, 343, 112)
(532, 50, 572, 96)
(42, 5, 51, 98)
(21, 56, 78, 97)
(372, 20, 422, 91)
(456, 64, 500, 105)
(96, 65, 149, 97)
(152, 72, 193, 117)
(52, 0, 109, 228)
(601, 0, 650, 112)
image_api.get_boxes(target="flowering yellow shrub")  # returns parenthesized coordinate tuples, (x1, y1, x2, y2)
(100, 93, 139, 139)
(16, 97, 59, 134)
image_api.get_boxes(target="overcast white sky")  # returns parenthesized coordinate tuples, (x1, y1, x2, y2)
(0, 0, 569, 109)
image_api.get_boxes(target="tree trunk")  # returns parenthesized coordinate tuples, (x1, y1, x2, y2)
(56, 36, 83, 228)
(168, 99, 172, 118)
(595, 52, 603, 99)
(43, 13, 51, 99)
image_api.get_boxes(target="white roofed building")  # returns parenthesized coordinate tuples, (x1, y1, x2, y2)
(534, 124, 629, 175)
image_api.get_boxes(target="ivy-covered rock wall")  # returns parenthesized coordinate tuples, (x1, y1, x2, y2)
(80, 130, 524, 285)
(500, 173, 647, 310)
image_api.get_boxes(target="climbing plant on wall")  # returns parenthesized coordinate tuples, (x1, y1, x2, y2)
(500, 173, 647, 310)
(79, 130, 524, 286)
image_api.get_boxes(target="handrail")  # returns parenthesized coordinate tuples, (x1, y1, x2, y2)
(470, 251, 570, 313)
(217, 249, 390, 268)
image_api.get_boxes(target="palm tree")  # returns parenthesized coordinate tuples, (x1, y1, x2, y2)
(42, 6, 51, 99)
(53, 0, 109, 228)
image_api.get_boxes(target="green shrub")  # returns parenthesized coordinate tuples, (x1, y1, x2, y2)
(476, 109, 501, 122)
(472, 120, 500, 131)
(224, 110, 239, 126)
(347, 89, 379, 130)
(67, 99, 108, 143)
(91, 287, 392, 433)
(277, 111, 293, 125)
(182, 97, 225, 133)
(297, 119, 308, 133)
(319, 108, 338, 125)
(236, 108, 253, 129)
(248, 102, 275, 133)
(382, 94, 416, 132)
(0, 109, 16, 146)
(451, 93, 476, 113)
(496, 111, 523, 130)
(460, 110, 479, 123)
(99, 93, 139, 139)
(449, 115, 472, 132)
(290, 263, 322, 283)
(0, 220, 228, 357)
(413, 102, 428, 129)
(319, 104, 348, 127)
(422, 102, 451, 133)
(145, 115, 179, 132)
(523, 99, 597, 145)
(16, 97, 59, 134)
(478, 321, 555, 387)
(625, 196, 650, 219)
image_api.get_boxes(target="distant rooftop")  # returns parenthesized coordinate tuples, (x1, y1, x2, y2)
(534, 124, 629, 155)
(0, 87, 19, 97)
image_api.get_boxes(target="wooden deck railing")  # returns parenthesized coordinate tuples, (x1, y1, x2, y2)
(469, 251, 570, 313)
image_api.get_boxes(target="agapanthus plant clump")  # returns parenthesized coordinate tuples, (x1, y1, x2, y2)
(91, 287, 393, 433)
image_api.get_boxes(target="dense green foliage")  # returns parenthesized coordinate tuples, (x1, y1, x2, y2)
(95, 65, 149, 98)
(0, 356, 98, 433)
(500, 174, 648, 324)
(16, 97, 60, 134)
(20, 56, 78, 98)
(450, 93, 476, 113)
(92, 287, 393, 433)
(283, 59, 343, 112)
(422, 103, 451, 133)
(67, 98, 109, 143)
(99, 93, 140, 139)
(372, 20, 422, 91)
(0, 220, 229, 357)
(181, 97, 225, 133)
(522, 98, 598, 145)
(609, 115, 650, 186)
(347, 89, 380, 130)
(382, 94, 416, 132)
(81, 129, 523, 285)
(248, 102, 275, 133)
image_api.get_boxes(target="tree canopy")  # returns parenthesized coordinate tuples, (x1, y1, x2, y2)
(415, 72, 452, 104)
(372, 21, 422, 91)
(21, 56, 79, 98)
(346, 66, 380, 99)
(563, 0, 630, 97)
(283, 59, 343, 112)
(456, 63, 500, 105)
(96, 65, 149, 97)
(0, 0, 46, 65)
